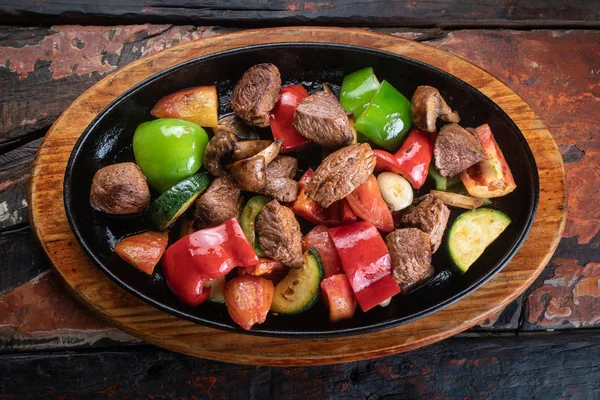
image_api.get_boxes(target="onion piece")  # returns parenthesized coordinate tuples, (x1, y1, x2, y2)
(376, 172, 413, 211)
(431, 190, 483, 210)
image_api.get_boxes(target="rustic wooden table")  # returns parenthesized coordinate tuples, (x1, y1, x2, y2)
(0, 2, 599, 398)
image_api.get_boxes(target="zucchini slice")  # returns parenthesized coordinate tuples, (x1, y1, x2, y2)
(147, 173, 211, 230)
(271, 248, 324, 315)
(448, 208, 511, 273)
(205, 276, 226, 303)
(240, 195, 270, 257)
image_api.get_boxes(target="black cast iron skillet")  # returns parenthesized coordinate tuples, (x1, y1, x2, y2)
(64, 43, 539, 338)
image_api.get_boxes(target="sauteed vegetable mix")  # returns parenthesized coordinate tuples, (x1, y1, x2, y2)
(88, 64, 516, 330)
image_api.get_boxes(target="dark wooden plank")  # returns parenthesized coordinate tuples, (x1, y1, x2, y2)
(1, 0, 599, 28)
(0, 138, 41, 231)
(0, 226, 47, 295)
(1, 332, 600, 398)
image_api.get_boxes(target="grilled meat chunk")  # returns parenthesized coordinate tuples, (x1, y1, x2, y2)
(306, 143, 375, 208)
(194, 175, 243, 230)
(399, 194, 450, 253)
(260, 156, 298, 202)
(434, 123, 486, 177)
(293, 91, 354, 149)
(386, 228, 434, 293)
(231, 63, 281, 127)
(256, 200, 304, 268)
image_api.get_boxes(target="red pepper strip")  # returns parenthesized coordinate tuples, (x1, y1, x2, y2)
(320, 274, 357, 322)
(346, 174, 394, 232)
(329, 221, 400, 312)
(114, 230, 169, 275)
(460, 124, 517, 198)
(162, 218, 259, 306)
(373, 128, 433, 189)
(269, 85, 311, 153)
(304, 225, 344, 278)
(290, 169, 358, 226)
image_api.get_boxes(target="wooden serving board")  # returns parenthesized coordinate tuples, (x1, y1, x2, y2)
(29, 27, 566, 366)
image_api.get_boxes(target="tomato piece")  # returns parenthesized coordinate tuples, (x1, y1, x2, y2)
(303, 225, 343, 278)
(225, 276, 274, 331)
(460, 124, 517, 198)
(270, 85, 311, 153)
(329, 221, 400, 312)
(162, 218, 259, 306)
(346, 174, 394, 232)
(151, 86, 218, 128)
(238, 259, 289, 285)
(320, 274, 357, 322)
(114, 231, 169, 275)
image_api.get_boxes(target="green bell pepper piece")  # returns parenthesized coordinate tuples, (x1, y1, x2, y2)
(428, 165, 447, 191)
(354, 80, 412, 152)
(133, 118, 209, 193)
(340, 67, 381, 118)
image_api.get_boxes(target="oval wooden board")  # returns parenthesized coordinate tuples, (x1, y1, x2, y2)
(29, 27, 566, 366)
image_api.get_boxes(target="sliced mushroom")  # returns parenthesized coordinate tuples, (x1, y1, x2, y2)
(232, 140, 273, 161)
(203, 131, 237, 177)
(410, 85, 460, 133)
(89, 162, 150, 215)
(213, 114, 259, 141)
(229, 140, 282, 192)
(204, 116, 261, 177)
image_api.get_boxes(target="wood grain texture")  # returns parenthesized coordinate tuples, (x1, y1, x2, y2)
(2, 332, 600, 399)
(1, 1, 599, 28)
(29, 27, 565, 366)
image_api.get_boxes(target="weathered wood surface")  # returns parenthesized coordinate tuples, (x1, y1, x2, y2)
(27, 26, 565, 365)
(2, 332, 600, 399)
(1, 1, 599, 28)
(0, 26, 597, 356)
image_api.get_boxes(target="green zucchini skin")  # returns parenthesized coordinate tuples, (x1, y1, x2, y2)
(447, 208, 511, 273)
(240, 195, 270, 257)
(270, 248, 324, 315)
(147, 173, 211, 231)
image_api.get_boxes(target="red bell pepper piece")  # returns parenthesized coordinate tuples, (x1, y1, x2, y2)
(373, 128, 433, 189)
(114, 230, 169, 275)
(290, 169, 357, 226)
(269, 85, 311, 153)
(460, 124, 517, 198)
(162, 218, 259, 306)
(320, 274, 357, 322)
(237, 258, 289, 285)
(303, 225, 344, 278)
(346, 174, 394, 232)
(225, 275, 274, 331)
(329, 221, 400, 312)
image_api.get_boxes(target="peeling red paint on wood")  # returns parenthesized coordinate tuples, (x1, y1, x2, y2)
(527, 259, 600, 328)
(0, 25, 170, 79)
(0, 270, 137, 349)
